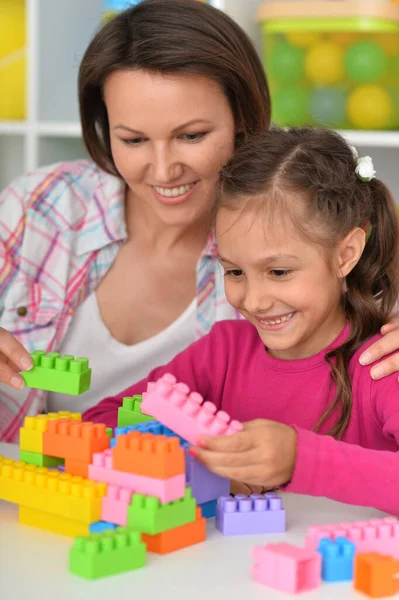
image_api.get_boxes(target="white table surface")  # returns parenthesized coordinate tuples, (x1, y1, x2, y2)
(0, 442, 387, 600)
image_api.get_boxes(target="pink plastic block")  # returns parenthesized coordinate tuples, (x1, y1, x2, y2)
(252, 543, 321, 594)
(216, 493, 286, 535)
(89, 449, 186, 503)
(305, 517, 399, 557)
(141, 374, 243, 445)
(101, 485, 134, 527)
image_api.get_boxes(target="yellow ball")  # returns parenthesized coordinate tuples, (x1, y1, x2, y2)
(285, 31, 323, 48)
(347, 85, 392, 129)
(305, 41, 344, 85)
(0, 0, 25, 120)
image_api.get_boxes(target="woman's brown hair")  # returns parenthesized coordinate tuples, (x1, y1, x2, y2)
(217, 127, 399, 439)
(78, 0, 271, 175)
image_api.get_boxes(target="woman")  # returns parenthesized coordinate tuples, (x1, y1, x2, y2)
(0, 0, 398, 443)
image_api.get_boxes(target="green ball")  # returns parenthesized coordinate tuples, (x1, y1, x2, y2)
(309, 87, 347, 127)
(268, 41, 305, 84)
(273, 85, 309, 126)
(345, 40, 387, 84)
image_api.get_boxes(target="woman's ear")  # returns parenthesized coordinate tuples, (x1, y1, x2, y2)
(336, 227, 366, 278)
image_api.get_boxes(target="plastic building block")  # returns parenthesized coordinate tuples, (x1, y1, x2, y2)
(318, 537, 355, 582)
(21, 350, 91, 395)
(101, 485, 134, 527)
(43, 419, 110, 462)
(216, 493, 286, 536)
(19, 411, 81, 453)
(199, 499, 217, 519)
(127, 487, 196, 535)
(185, 446, 229, 504)
(118, 395, 154, 428)
(65, 458, 89, 478)
(252, 542, 322, 594)
(111, 420, 186, 448)
(69, 528, 146, 580)
(89, 449, 186, 503)
(141, 374, 243, 445)
(0, 457, 106, 523)
(20, 449, 64, 468)
(105, 427, 113, 438)
(354, 553, 399, 598)
(142, 507, 206, 554)
(113, 431, 185, 479)
(90, 521, 118, 534)
(305, 517, 399, 558)
(19, 505, 91, 537)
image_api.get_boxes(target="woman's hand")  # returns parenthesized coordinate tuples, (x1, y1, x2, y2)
(191, 419, 297, 490)
(0, 327, 32, 389)
(360, 317, 399, 380)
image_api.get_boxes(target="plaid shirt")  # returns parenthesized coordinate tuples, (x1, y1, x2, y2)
(0, 159, 238, 442)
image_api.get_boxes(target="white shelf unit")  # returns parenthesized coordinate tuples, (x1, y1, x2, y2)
(0, 0, 399, 201)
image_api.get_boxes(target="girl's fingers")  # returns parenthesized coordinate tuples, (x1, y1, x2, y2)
(197, 430, 253, 453)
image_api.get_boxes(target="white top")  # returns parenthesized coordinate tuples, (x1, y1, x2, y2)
(46, 292, 196, 413)
(0, 442, 385, 600)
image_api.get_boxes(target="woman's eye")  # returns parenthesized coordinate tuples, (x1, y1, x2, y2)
(180, 133, 206, 142)
(122, 137, 146, 146)
(269, 269, 292, 278)
(225, 269, 244, 278)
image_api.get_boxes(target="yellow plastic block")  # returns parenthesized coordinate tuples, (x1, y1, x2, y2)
(19, 505, 90, 537)
(0, 457, 106, 524)
(19, 411, 82, 453)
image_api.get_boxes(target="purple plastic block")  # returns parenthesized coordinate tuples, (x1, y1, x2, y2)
(216, 493, 286, 536)
(185, 447, 229, 504)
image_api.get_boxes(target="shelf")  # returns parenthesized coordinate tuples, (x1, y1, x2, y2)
(36, 121, 82, 138)
(337, 130, 399, 148)
(0, 121, 28, 135)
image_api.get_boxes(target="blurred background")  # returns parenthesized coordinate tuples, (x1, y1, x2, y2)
(1, 0, 399, 200)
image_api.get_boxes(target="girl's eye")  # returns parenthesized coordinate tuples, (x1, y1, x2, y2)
(225, 269, 244, 278)
(180, 133, 206, 142)
(122, 137, 146, 146)
(269, 269, 292, 278)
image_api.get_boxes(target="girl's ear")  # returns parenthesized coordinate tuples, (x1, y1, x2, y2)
(336, 227, 366, 278)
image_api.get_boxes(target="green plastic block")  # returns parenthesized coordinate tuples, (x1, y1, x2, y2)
(105, 427, 113, 439)
(117, 395, 154, 427)
(20, 449, 64, 468)
(127, 487, 196, 535)
(21, 350, 91, 395)
(69, 528, 146, 580)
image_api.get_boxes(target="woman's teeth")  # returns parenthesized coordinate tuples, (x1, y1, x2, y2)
(154, 183, 195, 197)
(260, 312, 294, 325)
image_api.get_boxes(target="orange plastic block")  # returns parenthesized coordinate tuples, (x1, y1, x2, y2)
(43, 419, 110, 462)
(20, 411, 81, 453)
(354, 553, 399, 598)
(65, 458, 89, 478)
(0, 457, 106, 523)
(142, 507, 206, 554)
(113, 431, 185, 479)
(19, 505, 91, 537)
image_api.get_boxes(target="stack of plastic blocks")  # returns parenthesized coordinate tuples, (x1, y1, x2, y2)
(21, 350, 91, 395)
(216, 493, 286, 536)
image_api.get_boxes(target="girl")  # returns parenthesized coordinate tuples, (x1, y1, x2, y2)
(84, 128, 399, 514)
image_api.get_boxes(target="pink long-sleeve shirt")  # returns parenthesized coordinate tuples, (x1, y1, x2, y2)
(83, 320, 399, 515)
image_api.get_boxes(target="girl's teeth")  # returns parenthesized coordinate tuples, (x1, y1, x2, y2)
(261, 312, 294, 325)
(154, 183, 194, 197)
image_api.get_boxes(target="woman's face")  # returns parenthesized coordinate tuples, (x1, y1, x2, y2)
(104, 70, 236, 227)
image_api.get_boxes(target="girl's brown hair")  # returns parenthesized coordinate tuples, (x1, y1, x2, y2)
(217, 127, 399, 439)
(78, 0, 271, 175)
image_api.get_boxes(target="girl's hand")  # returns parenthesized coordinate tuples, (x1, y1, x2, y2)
(0, 327, 33, 389)
(360, 317, 399, 380)
(191, 419, 297, 490)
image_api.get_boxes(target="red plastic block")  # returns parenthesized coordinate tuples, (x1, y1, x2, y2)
(43, 419, 110, 462)
(252, 542, 321, 594)
(354, 553, 399, 598)
(141, 374, 243, 445)
(142, 507, 205, 554)
(65, 458, 89, 478)
(113, 431, 185, 479)
(305, 517, 399, 558)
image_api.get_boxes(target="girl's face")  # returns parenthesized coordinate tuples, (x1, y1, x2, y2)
(216, 205, 347, 360)
(104, 70, 236, 227)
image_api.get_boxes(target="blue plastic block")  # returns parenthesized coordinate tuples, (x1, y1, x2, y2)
(89, 521, 118, 534)
(216, 493, 286, 535)
(110, 420, 187, 447)
(199, 499, 217, 519)
(318, 537, 355, 582)
(185, 446, 230, 504)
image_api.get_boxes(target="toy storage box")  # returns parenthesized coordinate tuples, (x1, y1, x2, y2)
(257, 1, 399, 130)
